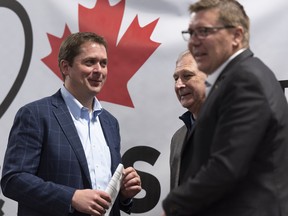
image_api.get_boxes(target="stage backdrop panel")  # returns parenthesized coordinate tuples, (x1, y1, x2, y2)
(1, 0, 288, 215)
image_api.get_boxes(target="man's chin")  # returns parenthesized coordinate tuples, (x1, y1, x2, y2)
(89, 87, 102, 95)
(181, 102, 190, 109)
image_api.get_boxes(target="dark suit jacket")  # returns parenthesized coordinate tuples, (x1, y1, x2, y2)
(170, 125, 187, 191)
(1, 90, 130, 216)
(170, 111, 193, 190)
(163, 49, 288, 216)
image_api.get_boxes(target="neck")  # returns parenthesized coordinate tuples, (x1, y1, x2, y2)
(64, 85, 94, 112)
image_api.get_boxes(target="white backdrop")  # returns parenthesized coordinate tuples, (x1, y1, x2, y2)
(0, 0, 288, 215)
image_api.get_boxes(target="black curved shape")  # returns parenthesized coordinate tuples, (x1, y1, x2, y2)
(0, 199, 4, 216)
(0, 0, 33, 118)
(279, 80, 288, 93)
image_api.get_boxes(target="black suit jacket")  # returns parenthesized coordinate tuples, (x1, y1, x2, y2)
(170, 111, 193, 190)
(163, 49, 288, 216)
(1, 90, 131, 216)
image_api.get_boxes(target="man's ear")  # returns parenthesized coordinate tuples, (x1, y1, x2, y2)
(232, 26, 244, 47)
(60, 60, 70, 76)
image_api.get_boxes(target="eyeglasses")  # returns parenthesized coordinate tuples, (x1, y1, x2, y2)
(181, 26, 235, 41)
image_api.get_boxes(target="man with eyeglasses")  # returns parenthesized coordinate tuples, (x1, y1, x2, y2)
(162, 0, 288, 216)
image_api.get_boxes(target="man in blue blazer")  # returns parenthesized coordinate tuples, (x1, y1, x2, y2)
(163, 0, 288, 215)
(1, 32, 141, 216)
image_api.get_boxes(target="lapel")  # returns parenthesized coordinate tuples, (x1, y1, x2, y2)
(170, 126, 187, 189)
(221, 49, 252, 75)
(179, 49, 255, 176)
(99, 111, 118, 174)
(171, 111, 195, 188)
(51, 90, 92, 186)
(191, 49, 254, 135)
(208, 49, 254, 98)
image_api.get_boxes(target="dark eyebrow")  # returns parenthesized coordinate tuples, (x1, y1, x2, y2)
(182, 69, 196, 74)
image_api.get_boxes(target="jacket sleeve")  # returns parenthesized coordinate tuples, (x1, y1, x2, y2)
(163, 69, 271, 215)
(1, 104, 76, 216)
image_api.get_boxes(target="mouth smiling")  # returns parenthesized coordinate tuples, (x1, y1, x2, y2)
(88, 79, 102, 86)
(193, 50, 207, 60)
(179, 92, 191, 99)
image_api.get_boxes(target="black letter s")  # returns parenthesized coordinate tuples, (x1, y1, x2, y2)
(122, 146, 161, 213)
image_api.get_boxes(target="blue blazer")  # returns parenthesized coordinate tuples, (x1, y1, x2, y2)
(1, 90, 129, 216)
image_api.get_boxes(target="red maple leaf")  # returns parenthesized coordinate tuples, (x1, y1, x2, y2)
(42, 0, 160, 107)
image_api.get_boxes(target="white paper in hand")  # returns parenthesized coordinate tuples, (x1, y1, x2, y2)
(105, 163, 124, 216)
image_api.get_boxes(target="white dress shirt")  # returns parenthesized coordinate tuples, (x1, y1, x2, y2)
(61, 86, 112, 191)
(205, 48, 246, 96)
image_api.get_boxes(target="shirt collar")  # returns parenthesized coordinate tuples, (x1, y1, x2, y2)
(60, 85, 103, 120)
(206, 48, 246, 87)
(179, 111, 195, 131)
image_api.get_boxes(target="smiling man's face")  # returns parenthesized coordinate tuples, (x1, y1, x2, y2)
(173, 52, 206, 115)
(61, 41, 108, 102)
(188, 8, 237, 75)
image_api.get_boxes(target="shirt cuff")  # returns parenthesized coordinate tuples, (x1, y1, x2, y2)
(120, 198, 133, 206)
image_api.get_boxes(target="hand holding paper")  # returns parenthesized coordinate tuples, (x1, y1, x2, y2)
(105, 163, 124, 215)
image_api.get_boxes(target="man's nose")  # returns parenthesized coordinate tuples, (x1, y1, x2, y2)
(175, 79, 185, 88)
(92, 62, 101, 72)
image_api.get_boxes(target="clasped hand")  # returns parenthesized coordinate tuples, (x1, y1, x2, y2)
(71, 166, 142, 216)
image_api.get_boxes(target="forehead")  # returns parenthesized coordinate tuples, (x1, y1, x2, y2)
(174, 54, 207, 78)
(176, 54, 196, 69)
(189, 8, 220, 27)
(78, 42, 107, 56)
